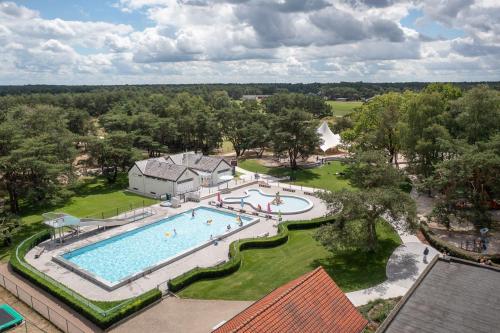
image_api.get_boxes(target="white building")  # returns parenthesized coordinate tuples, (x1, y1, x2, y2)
(166, 152, 232, 186)
(128, 157, 200, 198)
(128, 153, 232, 198)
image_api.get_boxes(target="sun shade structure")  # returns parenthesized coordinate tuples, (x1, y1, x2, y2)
(212, 267, 367, 333)
(317, 121, 341, 152)
(378, 257, 500, 333)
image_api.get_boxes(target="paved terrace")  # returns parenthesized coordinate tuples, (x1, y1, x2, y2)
(25, 183, 327, 301)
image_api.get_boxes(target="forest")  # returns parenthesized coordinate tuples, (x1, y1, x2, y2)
(0, 82, 498, 238)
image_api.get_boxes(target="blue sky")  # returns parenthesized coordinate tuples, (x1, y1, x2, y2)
(0, 0, 498, 84)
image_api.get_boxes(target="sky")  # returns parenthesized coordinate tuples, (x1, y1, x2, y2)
(0, 0, 499, 84)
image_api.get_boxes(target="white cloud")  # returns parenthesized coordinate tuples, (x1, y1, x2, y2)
(0, 0, 498, 84)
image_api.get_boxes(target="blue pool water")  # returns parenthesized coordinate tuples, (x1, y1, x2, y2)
(223, 189, 313, 214)
(62, 207, 253, 284)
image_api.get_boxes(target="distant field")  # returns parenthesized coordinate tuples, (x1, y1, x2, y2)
(327, 100, 363, 117)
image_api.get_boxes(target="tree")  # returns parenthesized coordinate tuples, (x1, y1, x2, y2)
(270, 108, 320, 169)
(0, 105, 76, 213)
(315, 188, 416, 252)
(315, 150, 415, 252)
(454, 85, 500, 145)
(402, 92, 452, 178)
(0, 213, 21, 246)
(86, 132, 137, 183)
(342, 93, 406, 166)
(345, 150, 404, 189)
(428, 136, 500, 228)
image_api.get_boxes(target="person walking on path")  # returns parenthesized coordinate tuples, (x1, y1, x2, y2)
(423, 247, 430, 263)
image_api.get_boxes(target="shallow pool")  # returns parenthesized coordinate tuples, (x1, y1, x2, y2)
(223, 189, 313, 214)
(61, 207, 253, 285)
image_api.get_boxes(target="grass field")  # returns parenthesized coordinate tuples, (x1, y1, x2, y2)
(327, 100, 363, 117)
(1, 174, 157, 260)
(238, 159, 351, 191)
(179, 220, 401, 300)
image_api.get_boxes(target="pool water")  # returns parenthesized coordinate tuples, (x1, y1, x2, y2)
(223, 189, 313, 214)
(62, 207, 253, 284)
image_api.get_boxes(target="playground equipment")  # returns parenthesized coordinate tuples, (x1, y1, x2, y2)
(270, 192, 284, 205)
(42, 207, 155, 244)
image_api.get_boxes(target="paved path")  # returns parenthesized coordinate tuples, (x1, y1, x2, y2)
(0, 263, 100, 333)
(238, 166, 441, 306)
(110, 297, 252, 333)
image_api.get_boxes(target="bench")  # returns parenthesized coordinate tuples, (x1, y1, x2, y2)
(283, 188, 296, 192)
(34, 246, 45, 259)
(258, 232, 269, 238)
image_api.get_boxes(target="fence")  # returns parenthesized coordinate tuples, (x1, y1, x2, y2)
(0, 272, 85, 333)
(84, 200, 153, 220)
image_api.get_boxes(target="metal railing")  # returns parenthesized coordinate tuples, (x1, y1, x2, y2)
(0, 271, 85, 333)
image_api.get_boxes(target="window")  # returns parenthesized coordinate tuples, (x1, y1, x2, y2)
(150, 191, 156, 195)
(178, 178, 193, 184)
(133, 187, 138, 190)
(217, 169, 230, 174)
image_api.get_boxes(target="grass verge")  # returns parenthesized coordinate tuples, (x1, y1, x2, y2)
(174, 218, 401, 300)
(238, 159, 351, 192)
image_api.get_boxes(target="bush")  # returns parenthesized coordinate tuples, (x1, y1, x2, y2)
(10, 230, 162, 329)
(398, 177, 413, 193)
(168, 216, 334, 292)
(420, 222, 500, 264)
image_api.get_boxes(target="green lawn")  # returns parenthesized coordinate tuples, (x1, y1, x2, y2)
(327, 100, 363, 117)
(238, 159, 352, 191)
(1, 174, 157, 260)
(178, 220, 401, 300)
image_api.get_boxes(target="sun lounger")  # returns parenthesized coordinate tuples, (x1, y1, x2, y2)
(34, 246, 45, 258)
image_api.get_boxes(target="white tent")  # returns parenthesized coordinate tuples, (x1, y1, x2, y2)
(317, 121, 341, 152)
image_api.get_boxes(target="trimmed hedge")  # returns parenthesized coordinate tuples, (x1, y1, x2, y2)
(420, 222, 500, 265)
(168, 216, 334, 292)
(10, 229, 162, 329)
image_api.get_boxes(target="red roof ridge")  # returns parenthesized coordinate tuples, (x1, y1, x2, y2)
(230, 266, 325, 332)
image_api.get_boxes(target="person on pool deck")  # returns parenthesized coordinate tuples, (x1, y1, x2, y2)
(227, 224, 231, 231)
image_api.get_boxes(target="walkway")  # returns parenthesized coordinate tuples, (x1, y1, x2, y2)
(0, 263, 100, 333)
(110, 297, 252, 333)
(237, 165, 441, 306)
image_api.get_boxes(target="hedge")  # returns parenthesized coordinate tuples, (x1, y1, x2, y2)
(420, 222, 500, 265)
(10, 229, 162, 329)
(167, 216, 334, 292)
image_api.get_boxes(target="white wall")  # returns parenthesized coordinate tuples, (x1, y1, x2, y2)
(128, 164, 175, 198)
(174, 168, 200, 194)
(128, 165, 146, 193)
(211, 160, 232, 185)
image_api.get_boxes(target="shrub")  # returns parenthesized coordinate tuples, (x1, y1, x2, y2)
(10, 230, 162, 329)
(168, 216, 334, 292)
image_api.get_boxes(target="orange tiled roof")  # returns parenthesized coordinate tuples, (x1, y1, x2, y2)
(213, 267, 367, 333)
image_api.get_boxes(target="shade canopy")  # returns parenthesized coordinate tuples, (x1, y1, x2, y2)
(219, 175, 234, 181)
(317, 121, 341, 152)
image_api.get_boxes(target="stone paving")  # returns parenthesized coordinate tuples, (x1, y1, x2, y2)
(25, 183, 327, 301)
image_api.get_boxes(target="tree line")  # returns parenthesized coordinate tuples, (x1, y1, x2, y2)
(338, 83, 500, 229)
(0, 90, 326, 215)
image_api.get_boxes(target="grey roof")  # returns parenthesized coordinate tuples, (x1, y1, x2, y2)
(138, 158, 188, 181)
(378, 257, 500, 333)
(183, 154, 228, 172)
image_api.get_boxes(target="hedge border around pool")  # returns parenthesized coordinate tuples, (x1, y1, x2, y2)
(167, 216, 335, 293)
(420, 222, 500, 265)
(9, 229, 162, 329)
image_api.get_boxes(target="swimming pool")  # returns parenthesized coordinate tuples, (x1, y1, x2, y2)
(223, 189, 313, 214)
(56, 207, 257, 290)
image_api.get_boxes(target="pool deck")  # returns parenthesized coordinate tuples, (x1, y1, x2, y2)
(25, 184, 327, 301)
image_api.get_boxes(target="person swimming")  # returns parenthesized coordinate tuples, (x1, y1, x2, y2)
(206, 219, 212, 225)
(191, 209, 195, 218)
